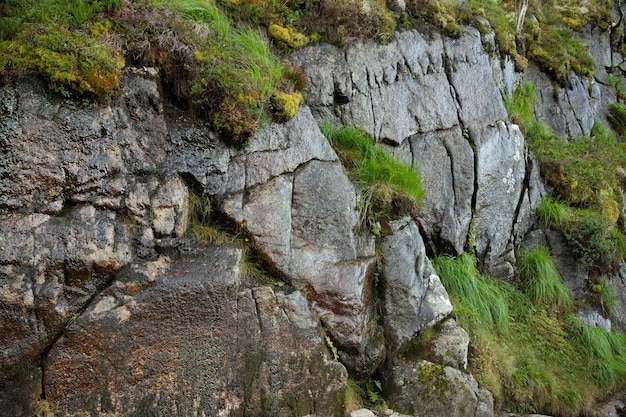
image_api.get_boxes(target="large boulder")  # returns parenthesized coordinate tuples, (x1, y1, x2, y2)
(44, 246, 347, 416)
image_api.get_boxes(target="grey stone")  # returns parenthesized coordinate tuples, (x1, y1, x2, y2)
(384, 359, 494, 417)
(381, 218, 453, 356)
(410, 126, 474, 254)
(577, 309, 612, 332)
(427, 319, 470, 370)
(350, 408, 377, 417)
(0, 208, 131, 380)
(472, 121, 526, 267)
(150, 176, 189, 237)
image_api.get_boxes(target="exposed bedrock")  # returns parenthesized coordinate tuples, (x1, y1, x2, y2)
(289, 27, 547, 277)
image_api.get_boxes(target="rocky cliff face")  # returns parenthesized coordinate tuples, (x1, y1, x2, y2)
(0, 23, 621, 417)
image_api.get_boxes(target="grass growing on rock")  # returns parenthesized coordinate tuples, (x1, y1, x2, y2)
(320, 123, 424, 233)
(506, 81, 626, 275)
(433, 252, 626, 416)
(0, 0, 304, 145)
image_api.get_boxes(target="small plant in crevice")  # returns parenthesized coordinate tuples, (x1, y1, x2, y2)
(186, 191, 235, 246)
(343, 378, 364, 414)
(35, 399, 54, 417)
(320, 122, 424, 234)
(607, 103, 626, 140)
(185, 188, 284, 286)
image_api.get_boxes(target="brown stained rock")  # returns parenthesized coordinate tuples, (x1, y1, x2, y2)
(44, 246, 347, 417)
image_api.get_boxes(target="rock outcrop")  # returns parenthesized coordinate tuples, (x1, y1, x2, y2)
(289, 27, 546, 278)
(1, 19, 623, 417)
(0, 72, 359, 415)
(44, 246, 347, 416)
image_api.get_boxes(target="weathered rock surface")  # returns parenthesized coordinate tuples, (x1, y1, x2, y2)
(2, 19, 623, 417)
(381, 217, 453, 356)
(290, 27, 545, 275)
(0, 207, 131, 380)
(0, 65, 384, 415)
(384, 359, 494, 417)
(421, 318, 470, 370)
(45, 246, 347, 416)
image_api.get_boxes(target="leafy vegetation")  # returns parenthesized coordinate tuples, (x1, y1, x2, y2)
(506, 81, 626, 275)
(320, 123, 424, 233)
(433, 252, 626, 416)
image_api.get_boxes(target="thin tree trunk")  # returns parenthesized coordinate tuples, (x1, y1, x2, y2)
(516, 0, 529, 39)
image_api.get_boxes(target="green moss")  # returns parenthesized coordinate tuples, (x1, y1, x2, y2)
(268, 23, 309, 50)
(417, 362, 451, 403)
(270, 91, 304, 122)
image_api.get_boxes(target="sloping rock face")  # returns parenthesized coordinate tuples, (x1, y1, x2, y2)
(44, 246, 347, 416)
(381, 217, 453, 356)
(289, 27, 546, 277)
(0, 73, 362, 415)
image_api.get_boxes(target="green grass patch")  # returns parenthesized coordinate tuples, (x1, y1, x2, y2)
(320, 123, 424, 203)
(320, 123, 424, 232)
(537, 197, 571, 229)
(432, 253, 511, 333)
(433, 252, 626, 416)
(506, 82, 626, 274)
(516, 246, 573, 312)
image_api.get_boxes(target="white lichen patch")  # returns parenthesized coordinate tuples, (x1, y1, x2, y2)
(503, 167, 516, 194)
(92, 295, 118, 315)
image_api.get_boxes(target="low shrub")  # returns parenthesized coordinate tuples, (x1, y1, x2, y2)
(563, 213, 623, 274)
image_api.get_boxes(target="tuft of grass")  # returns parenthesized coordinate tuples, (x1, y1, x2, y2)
(515, 247, 573, 312)
(320, 123, 424, 204)
(186, 191, 237, 245)
(434, 252, 626, 416)
(166, 0, 293, 143)
(431, 253, 510, 333)
(320, 123, 423, 232)
(537, 197, 571, 229)
(566, 315, 626, 389)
